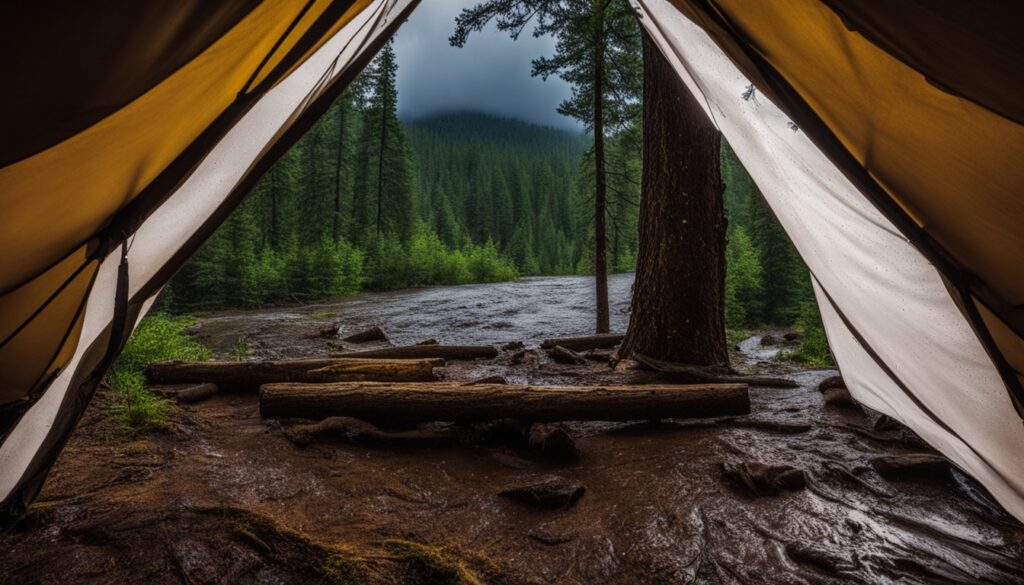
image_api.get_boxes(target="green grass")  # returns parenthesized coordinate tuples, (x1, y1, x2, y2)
(726, 329, 751, 349)
(772, 299, 836, 368)
(108, 314, 209, 428)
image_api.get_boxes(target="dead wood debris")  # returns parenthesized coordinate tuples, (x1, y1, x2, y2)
(635, 354, 798, 388)
(547, 345, 586, 365)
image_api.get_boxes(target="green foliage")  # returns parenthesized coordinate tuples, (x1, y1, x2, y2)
(725, 227, 764, 329)
(109, 315, 209, 427)
(780, 301, 835, 367)
(109, 370, 169, 429)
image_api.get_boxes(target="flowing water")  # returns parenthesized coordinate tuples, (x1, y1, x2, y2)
(191, 273, 637, 358)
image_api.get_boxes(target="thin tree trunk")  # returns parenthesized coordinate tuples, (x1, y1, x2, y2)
(333, 99, 347, 242)
(375, 88, 388, 238)
(593, 30, 610, 334)
(619, 32, 728, 366)
(269, 168, 278, 249)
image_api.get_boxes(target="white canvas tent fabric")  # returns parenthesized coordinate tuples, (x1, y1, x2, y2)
(0, 0, 417, 514)
(635, 0, 1024, 520)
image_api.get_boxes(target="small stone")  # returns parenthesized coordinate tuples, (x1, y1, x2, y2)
(822, 387, 857, 408)
(760, 334, 777, 346)
(501, 341, 525, 352)
(500, 475, 585, 509)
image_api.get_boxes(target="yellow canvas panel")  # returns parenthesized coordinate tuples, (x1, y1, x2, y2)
(0, 0, 368, 297)
(0, 251, 97, 404)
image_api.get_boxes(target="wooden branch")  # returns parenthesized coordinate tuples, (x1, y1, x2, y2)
(145, 358, 443, 391)
(260, 381, 750, 423)
(330, 344, 498, 360)
(635, 354, 798, 388)
(539, 333, 624, 351)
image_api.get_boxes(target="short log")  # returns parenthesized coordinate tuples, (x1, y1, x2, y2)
(259, 381, 750, 422)
(331, 344, 498, 360)
(540, 333, 624, 351)
(145, 358, 443, 391)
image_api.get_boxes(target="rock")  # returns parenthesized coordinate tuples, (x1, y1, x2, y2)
(415, 338, 439, 346)
(822, 387, 857, 408)
(783, 331, 804, 343)
(527, 524, 575, 545)
(721, 461, 806, 496)
(316, 322, 341, 338)
(500, 475, 585, 509)
(527, 423, 580, 461)
(870, 454, 950, 480)
(501, 341, 525, 352)
(548, 345, 586, 365)
(760, 334, 777, 346)
(510, 349, 538, 365)
(817, 375, 846, 392)
(341, 326, 388, 343)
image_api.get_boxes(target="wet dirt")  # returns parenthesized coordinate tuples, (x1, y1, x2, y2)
(3, 275, 1024, 584)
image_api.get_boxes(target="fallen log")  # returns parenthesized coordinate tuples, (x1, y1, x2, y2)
(540, 333, 623, 351)
(331, 344, 498, 360)
(341, 326, 388, 343)
(176, 383, 219, 404)
(547, 345, 586, 365)
(260, 381, 750, 422)
(145, 358, 443, 390)
(150, 383, 218, 404)
(635, 354, 798, 388)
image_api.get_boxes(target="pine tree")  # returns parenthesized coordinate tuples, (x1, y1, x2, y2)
(353, 41, 416, 244)
(452, 0, 642, 332)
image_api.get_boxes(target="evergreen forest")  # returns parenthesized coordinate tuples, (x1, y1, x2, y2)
(162, 40, 820, 347)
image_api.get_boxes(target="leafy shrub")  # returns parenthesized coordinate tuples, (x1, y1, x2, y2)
(779, 301, 835, 367)
(108, 314, 209, 427)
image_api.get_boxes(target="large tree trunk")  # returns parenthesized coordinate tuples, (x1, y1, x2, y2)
(593, 29, 610, 334)
(619, 33, 728, 366)
(260, 382, 749, 423)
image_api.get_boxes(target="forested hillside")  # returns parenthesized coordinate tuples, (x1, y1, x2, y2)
(161, 40, 816, 350)
(406, 113, 588, 275)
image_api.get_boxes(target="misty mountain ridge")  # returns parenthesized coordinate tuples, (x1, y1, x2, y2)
(403, 111, 589, 153)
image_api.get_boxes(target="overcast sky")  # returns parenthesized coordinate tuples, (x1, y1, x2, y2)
(392, 0, 581, 130)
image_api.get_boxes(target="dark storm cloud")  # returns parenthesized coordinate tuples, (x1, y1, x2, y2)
(393, 0, 581, 130)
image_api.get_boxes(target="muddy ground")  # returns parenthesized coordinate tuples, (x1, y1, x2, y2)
(3, 276, 1024, 584)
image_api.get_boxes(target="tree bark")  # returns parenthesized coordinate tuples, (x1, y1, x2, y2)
(619, 32, 728, 366)
(260, 382, 749, 422)
(144, 357, 442, 390)
(331, 344, 498, 360)
(593, 29, 610, 334)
